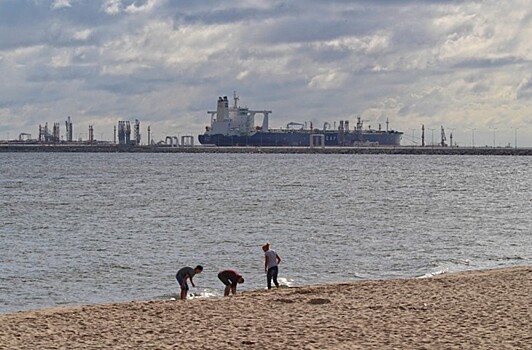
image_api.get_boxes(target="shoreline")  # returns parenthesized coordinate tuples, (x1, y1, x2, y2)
(1, 266, 530, 349)
(1, 143, 532, 155)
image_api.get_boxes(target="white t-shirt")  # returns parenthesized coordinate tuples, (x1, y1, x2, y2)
(265, 250, 278, 269)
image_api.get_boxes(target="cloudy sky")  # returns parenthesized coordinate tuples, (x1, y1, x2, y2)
(1, 0, 531, 146)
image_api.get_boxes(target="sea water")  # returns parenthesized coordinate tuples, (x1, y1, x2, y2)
(0, 153, 530, 313)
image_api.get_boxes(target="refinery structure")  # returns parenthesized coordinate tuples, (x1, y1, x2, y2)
(3, 116, 196, 148)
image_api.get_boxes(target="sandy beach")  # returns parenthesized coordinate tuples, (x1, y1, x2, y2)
(1, 266, 530, 349)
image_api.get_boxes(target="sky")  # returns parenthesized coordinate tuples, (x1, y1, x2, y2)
(0, 0, 531, 147)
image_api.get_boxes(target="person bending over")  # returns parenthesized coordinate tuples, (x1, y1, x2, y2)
(217, 270, 244, 296)
(175, 265, 203, 300)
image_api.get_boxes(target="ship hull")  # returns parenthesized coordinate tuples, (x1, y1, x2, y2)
(199, 130, 402, 147)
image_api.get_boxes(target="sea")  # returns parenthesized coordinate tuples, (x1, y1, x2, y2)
(0, 153, 530, 314)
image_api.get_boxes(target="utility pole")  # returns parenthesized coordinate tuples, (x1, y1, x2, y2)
(449, 128, 455, 147)
(409, 128, 416, 146)
(490, 127, 497, 148)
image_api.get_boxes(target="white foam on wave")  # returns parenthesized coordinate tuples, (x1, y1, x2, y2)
(161, 288, 221, 301)
(277, 277, 294, 287)
(417, 268, 449, 279)
(421, 258, 477, 279)
(188, 288, 222, 299)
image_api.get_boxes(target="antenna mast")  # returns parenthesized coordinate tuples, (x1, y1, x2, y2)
(233, 91, 239, 108)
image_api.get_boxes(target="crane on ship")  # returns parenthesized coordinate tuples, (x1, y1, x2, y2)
(286, 122, 305, 130)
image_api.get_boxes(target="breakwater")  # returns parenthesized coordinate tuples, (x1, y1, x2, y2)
(1, 144, 531, 155)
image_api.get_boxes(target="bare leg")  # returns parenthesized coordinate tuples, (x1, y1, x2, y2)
(224, 285, 231, 297)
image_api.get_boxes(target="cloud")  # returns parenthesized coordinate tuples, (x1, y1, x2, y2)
(308, 70, 348, 90)
(124, 0, 158, 14)
(73, 29, 92, 41)
(102, 0, 122, 15)
(516, 76, 532, 100)
(51, 0, 73, 10)
(101, 0, 159, 15)
(0, 0, 531, 146)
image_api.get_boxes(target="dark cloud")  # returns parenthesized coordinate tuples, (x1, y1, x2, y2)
(451, 57, 524, 69)
(173, 3, 293, 26)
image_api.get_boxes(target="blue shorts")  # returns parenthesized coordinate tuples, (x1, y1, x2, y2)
(176, 275, 189, 291)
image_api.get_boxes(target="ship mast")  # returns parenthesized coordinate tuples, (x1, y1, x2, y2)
(233, 91, 239, 108)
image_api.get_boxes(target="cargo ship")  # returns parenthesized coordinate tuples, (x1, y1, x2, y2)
(198, 94, 402, 147)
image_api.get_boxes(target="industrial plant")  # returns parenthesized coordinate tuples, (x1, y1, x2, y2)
(2, 116, 195, 148)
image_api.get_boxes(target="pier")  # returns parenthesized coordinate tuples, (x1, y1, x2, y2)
(1, 143, 531, 155)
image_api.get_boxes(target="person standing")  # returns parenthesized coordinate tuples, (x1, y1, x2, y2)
(217, 270, 245, 296)
(262, 243, 281, 289)
(175, 265, 203, 300)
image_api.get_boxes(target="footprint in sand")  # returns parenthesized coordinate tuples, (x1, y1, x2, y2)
(275, 298, 296, 303)
(308, 298, 331, 305)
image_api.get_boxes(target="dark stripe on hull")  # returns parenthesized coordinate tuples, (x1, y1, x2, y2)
(199, 131, 402, 146)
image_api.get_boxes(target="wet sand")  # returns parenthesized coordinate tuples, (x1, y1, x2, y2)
(1, 266, 530, 349)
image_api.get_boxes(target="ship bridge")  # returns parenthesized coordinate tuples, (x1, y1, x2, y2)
(207, 94, 272, 135)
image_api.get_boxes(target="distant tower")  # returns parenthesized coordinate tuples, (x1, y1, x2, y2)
(88, 125, 94, 143)
(65, 116, 73, 142)
(43, 123, 50, 142)
(114, 125, 117, 144)
(134, 119, 141, 145)
(125, 121, 131, 144)
(440, 126, 447, 147)
(421, 124, 425, 147)
(339, 120, 345, 146)
(53, 123, 60, 142)
(147, 126, 151, 145)
(118, 121, 125, 144)
(40, 123, 48, 142)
